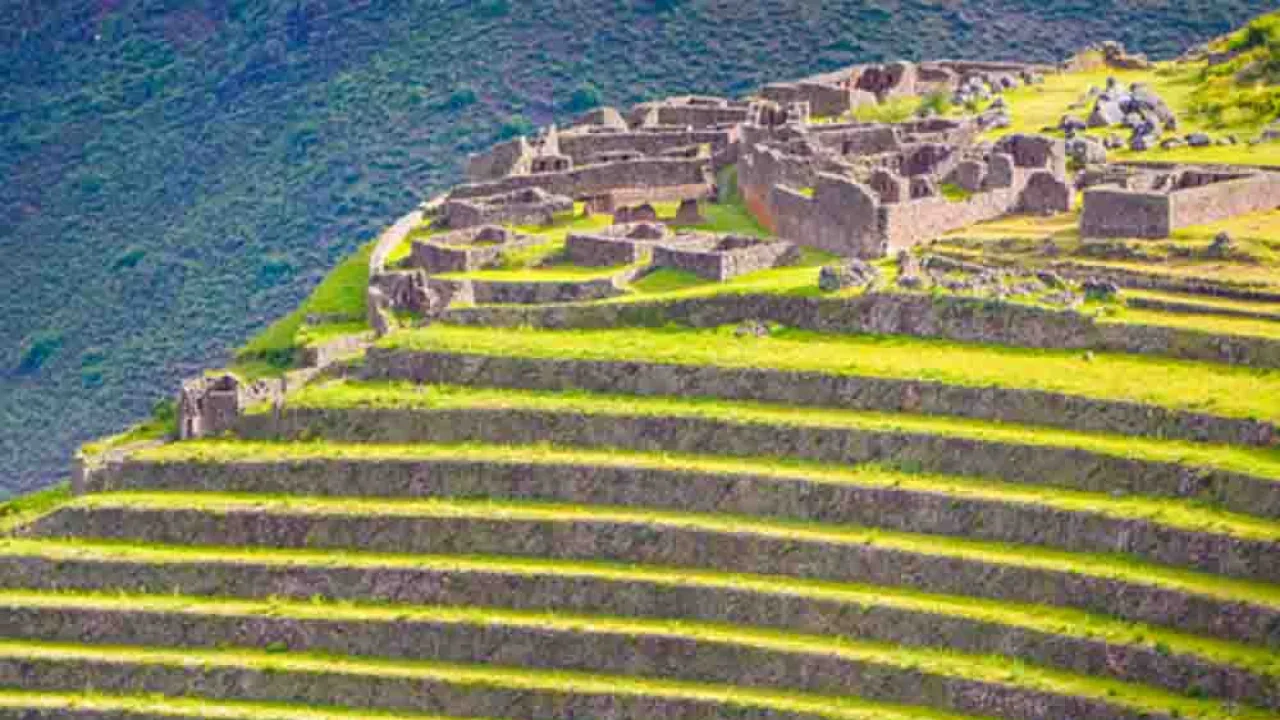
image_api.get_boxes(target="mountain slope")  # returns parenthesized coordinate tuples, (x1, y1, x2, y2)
(1, 0, 1273, 494)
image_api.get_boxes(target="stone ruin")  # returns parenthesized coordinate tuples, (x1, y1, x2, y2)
(566, 223, 673, 267)
(650, 233, 800, 282)
(740, 124, 1070, 258)
(1081, 167, 1280, 238)
(408, 225, 541, 274)
(759, 60, 1048, 121)
(438, 187, 574, 229)
(177, 373, 284, 440)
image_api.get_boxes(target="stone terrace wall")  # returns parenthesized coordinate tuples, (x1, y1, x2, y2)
(439, 291, 1280, 369)
(465, 137, 531, 182)
(1170, 173, 1280, 230)
(3, 550, 1267, 709)
(360, 349, 1274, 447)
(1082, 172, 1280, 239)
(84, 452, 1280, 583)
(557, 129, 734, 164)
(449, 158, 711, 202)
(880, 187, 1021, 252)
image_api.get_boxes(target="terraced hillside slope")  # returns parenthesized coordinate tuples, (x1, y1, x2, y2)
(3, 0, 1276, 496)
(6, 13, 1280, 720)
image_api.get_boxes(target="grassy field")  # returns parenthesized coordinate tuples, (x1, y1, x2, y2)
(379, 324, 1280, 423)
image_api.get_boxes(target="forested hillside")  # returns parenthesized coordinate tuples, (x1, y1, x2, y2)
(0, 0, 1271, 494)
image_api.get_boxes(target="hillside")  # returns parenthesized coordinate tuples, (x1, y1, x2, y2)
(3, 6, 1280, 718)
(1, 0, 1276, 495)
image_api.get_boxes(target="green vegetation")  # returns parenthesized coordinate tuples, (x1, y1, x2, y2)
(235, 243, 373, 376)
(5, 2, 1273, 492)
(0, 483, 70, 533)
(379, 324, 1280, 423)
(1190, 11, 1280, 128)
(938, 183, 973, 203)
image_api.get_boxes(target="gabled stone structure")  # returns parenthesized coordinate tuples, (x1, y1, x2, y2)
(650, 233, 799, 281)
(439, 187, 574, 229)
(744, 131, 1069, 258)
(177, 373, 284, 440)
(1081, 168, 1280, 238)
(408, 225, 542, 274)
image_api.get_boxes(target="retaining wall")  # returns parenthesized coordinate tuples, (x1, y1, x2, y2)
(438, 292, 1280, 369)
(233, 406, 1280, 520)
(448, 158, 710, 201)
(359, 349, 1276, 446)
(86, 455, 1280, 582)
(0, 553, 1268, 708)
(0, 606, 1191, 720)
(31, 502, 1277, 648)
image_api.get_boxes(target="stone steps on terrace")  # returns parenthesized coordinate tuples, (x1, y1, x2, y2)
(90, 443, 1280, 583)
(0, 690, 498, 720)
(2, 542, 1275, 707)
(21, 495, 1280, 646)
(0, 595, 1262, 720)
(0, 640, 1009, 720)
(231, 382, 1280, 519)
(362, 341, 1280, 447)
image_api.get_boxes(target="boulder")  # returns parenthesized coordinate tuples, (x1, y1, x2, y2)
(674, 198, 704, 224)
(818, 259, 881, 292)
(1082, 278, 1120, 301)
(1129, 133, 1157, 152)
(1088, 101, 1126, 128)
(1059, 114, 1087, 133)
(734, 320, 771, 338)
(1186, 132, 1212, 148)
(1160, 137, 1186, 150)
(1066, 137, 1106, 165)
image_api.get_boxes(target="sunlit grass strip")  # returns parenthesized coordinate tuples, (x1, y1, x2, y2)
(0, 592, 1266, 720)
(1, 538, 1274, 676)
(379, 323, 1280, 424)
(0, 689, 495, 719)
(272, 382, 1280, 483)
(132, 440, 1280, 542)
(60, 492, 1280, 608)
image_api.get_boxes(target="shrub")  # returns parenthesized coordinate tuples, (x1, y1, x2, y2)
(17, 332, 63, 374)
(498, 114, 534, 140)
(917, 91, 952, 117)
(566, 82, 602, 113)
(446, 85, 478, 110)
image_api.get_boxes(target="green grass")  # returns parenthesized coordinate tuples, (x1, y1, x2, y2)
(671, 194, 775, 238)
(630, 268, 710, 294)
(1125, 289, 1280, 318)
(273, 381, 1280, 487)
(0, 690, 503, 720)
(0, 639, 996, 720)
(0, 592, 1267, 719)
(0, 483, 71, 535)
(1104, 306, 1280, 340)
(127, 440, 1280, 542)
(4, 538, 1278, 679)
(939, 183, 973, 203)
(379, 324, 1280, 424)
(61, 491, 1280, 611)
(234, 243, 374, 375)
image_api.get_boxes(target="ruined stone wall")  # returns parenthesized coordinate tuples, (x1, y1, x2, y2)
(650, 238, 798, 281)
(558, 129, 734, 164)
(880, 188, 1021, 252)
(354, 350, 1274, 447)
(1080, 189, 1171, 238)
(772, 178, 883, 257)
(439, 291, 1280, 369)
(759, 82, 854, 118)
(85, 444, 1280, 582)
(426, 276, 627, 306)
(1169, 173, 1280, 230)
(449, 158, 711, 201)
(465, 137, 531, 182)
(655, 105, 750, 127)
(2, 549, 1267, 710)
(809, 125, 902, 155)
